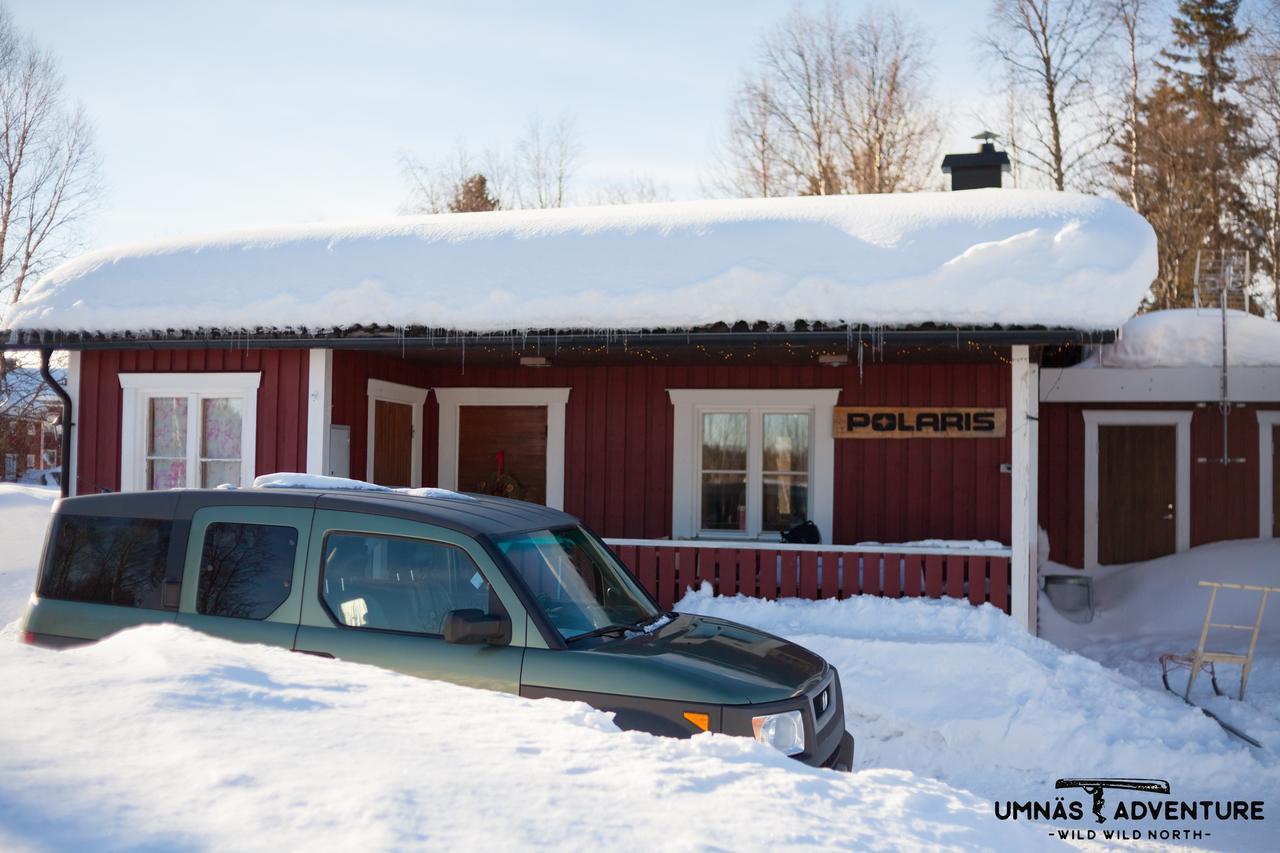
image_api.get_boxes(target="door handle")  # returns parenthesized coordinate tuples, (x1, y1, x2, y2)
(1162, 514, 1174, 520)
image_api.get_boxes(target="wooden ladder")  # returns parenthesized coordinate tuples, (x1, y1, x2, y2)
(1184, 581, 1280, 701)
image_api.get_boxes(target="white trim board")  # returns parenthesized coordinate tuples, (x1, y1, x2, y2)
(1260, 411, 1280, 539)
(305, 350, 333, 476)
(365, 378, 429, 488)
(433, 387, 571, 509)
(1010, 346, 1039, 633)
(1082, 409, 1193, 569)
(667, 388, 840, 542)
(119, 372, 261, 492)
(1042, 367, 1280, 403)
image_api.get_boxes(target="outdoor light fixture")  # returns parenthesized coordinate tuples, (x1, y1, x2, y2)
(519, 356, 550, 368)
(818, 354, 849, 367)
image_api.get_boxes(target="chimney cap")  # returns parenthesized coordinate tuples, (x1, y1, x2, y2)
(971, 130, 1000, 143)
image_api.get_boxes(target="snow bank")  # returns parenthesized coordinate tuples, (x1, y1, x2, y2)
(251, 471, 475, 500)
(0, 483, 55, 636)
(1079, 308, 1280, 367)
(0, 626, 1050, 851)
(677, 584, 1280, 851)
(4, 191, 1156, 335)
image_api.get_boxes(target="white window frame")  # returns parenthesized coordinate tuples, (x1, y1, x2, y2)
(1082, 409, 1192, 569)
(365, 378, 429, 488)
(1259, 411, 1280, 539)
(669, 389, 839, 541)
(432, 387, 571, 509)
(120, 372, 261, 492)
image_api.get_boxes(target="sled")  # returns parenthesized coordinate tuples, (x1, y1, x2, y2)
(1158, 581, 1279, 749)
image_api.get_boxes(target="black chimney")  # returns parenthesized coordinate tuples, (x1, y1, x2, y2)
(941, 131, 1010, 190)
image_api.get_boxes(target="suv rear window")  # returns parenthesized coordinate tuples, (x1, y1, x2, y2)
(38, 515, 173, 610)
(197, 522, 297, 620)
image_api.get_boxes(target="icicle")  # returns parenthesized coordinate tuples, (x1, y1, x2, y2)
(857, 340, 865, 384)
(460, 335, 466, 375)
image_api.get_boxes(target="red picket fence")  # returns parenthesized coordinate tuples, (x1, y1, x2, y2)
(603, 539, 1012, 614)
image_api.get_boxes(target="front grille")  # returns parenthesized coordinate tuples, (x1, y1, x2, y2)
(810, 672, 836, 728)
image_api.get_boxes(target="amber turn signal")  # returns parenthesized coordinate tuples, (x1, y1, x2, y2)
(683, 711, 710, 731)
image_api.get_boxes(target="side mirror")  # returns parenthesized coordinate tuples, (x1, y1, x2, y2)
(443, 609, 511, 646)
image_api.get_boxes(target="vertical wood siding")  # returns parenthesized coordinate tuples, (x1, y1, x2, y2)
(75, 349, 309, 495)
(1039, 401, 1280, 567)
(331, 351, 1013, 545)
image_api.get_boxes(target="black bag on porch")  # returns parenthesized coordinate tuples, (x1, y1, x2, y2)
(780, 520, 821, 545)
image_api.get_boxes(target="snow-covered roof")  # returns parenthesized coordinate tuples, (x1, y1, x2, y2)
(1078, 308, 1280, 368)
(2, 190, 1157, 338)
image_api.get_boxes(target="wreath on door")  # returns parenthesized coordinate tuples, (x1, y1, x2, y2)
(476, 449, 524, 500)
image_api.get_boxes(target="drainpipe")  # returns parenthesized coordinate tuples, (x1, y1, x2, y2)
(39, 348, 71, 498)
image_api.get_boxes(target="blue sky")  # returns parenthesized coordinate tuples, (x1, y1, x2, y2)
(13, 1, 995, 250)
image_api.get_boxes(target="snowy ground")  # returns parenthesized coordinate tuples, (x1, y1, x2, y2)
(1, 483, 1276, 850)
(1041, 540, 1280, 783)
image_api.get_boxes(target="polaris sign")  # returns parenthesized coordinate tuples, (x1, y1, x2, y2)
(834, 407, 1007, 439)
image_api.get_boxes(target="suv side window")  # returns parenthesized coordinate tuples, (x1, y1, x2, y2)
(321, 532, 500, 635)
(197, 522, 298, 620)
(38, 515, 173, 610)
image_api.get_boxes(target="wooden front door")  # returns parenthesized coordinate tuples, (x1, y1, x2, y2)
(457, 406, 547, 504)
(1098, 424, 1176, 565)
(372, 400, 413, 487)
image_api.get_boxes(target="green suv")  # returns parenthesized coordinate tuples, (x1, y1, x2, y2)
(21, 483, 854, 771)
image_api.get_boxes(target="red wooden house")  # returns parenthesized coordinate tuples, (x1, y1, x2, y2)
(1, 190, 1166, 632)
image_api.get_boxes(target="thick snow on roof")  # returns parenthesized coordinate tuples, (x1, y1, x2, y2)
(1079, 308, 1280, 367)
(4, 190, 1156, 336)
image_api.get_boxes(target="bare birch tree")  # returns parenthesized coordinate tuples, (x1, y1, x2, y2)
(985, 0, 1115, 190)
(717, 3, 939, 198)
(515, 113, 580, 208)
(0, 10, 100, 306)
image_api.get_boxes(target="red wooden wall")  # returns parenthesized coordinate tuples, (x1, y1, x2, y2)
(1038, 401, 1279, 568)
(332, 351, 1013, 545)
(75, 349, 309, 495)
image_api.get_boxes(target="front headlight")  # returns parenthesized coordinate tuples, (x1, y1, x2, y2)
(751, 710, 805, 756)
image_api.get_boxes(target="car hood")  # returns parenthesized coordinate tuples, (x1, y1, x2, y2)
(583, 612, 828, 704)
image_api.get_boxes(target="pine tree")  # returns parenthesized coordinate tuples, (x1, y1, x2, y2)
(448, 173, 500, 213)
(1156, 0, 1256, 251)
(1115, 0, 1256, 308)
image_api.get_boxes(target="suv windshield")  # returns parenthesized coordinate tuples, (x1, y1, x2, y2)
(493, 526, 660, 641)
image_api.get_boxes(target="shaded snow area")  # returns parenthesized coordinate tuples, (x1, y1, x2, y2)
(3, 190, 1156, 335)
(1078, 308, 1280, 367)
(1042, 541, 1280, 797)
(680, 584, 1280, 852)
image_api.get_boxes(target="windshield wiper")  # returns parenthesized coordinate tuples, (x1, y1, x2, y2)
(566, 623, 633, 643)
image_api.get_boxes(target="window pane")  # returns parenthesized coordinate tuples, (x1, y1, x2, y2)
(198, 522, 297, 619)
(763, 413, 810, 472)
(201, 397, 242, 459)
(201, 461, 241, 488)
(701, 472, 747, 531)
(148, 459, 187, 490)
(763, 474, 809, 531)
(38, 516, 173, 609)
(321, 533, 498, 635)
(147, 397, 187, 457)
(701, 412, 747, 470)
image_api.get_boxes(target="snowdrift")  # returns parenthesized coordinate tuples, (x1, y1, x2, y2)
(1079, 308, 1280, 368)
(0, 625, 1047, 851)
(4, 190, 1156, 335)
(676, 585, 1280, 818)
